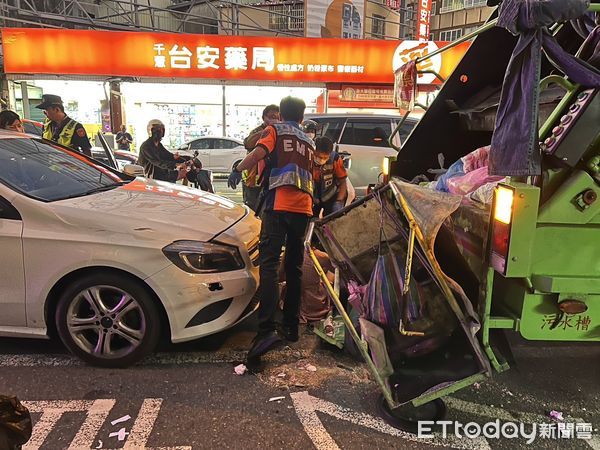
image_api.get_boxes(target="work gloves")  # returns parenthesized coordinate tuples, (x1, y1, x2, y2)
(228, 169, 242, 189)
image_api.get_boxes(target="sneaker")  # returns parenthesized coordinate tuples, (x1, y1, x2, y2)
(280, 324, 299, 343)
(247, 330, 284, 359)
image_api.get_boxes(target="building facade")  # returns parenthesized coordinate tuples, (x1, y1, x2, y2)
(429, 0, 493, 41)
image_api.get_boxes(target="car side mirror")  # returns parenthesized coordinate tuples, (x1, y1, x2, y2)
(122, 164, 144, 177)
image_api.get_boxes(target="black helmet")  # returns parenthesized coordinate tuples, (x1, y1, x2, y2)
(302, 120, 319, 134)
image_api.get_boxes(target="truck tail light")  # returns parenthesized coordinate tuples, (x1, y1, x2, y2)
(490, 186, 514, 274)
(382, 156, 391, 184)
(494, 186, 514, 224)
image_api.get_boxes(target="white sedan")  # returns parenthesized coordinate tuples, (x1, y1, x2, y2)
(177, 137, 247, 173)
(0, 131, 260, 367)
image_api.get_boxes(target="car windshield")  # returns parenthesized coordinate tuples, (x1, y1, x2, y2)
(0, 136, 127, 202)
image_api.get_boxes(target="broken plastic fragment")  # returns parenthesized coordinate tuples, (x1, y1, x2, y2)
(549, 410, 564, 422)
(234, 364, 247, 375)
(110, 415, 131, 426)
(269, 396, 286, 402)
(109, 428, 129, 441)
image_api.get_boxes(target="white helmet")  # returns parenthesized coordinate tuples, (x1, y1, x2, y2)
(147, 119, 165, 136)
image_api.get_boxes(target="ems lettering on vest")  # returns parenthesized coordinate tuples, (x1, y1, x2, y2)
(283, 138, 308, 156)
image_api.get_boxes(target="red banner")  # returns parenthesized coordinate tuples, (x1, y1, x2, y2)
(1, 28, 468, 85)
(416, 0, 433, 41)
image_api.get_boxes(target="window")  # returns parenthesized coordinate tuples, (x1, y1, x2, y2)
(312, 118, 346, 142)
(0, 137, 124, 202)
(191, 139, 212, 150)
(371, 14, 386, 39)
(464, 0, 487, 7)
(439, 28, 463, 41)
(0, 196, 20, 220)
(431, 1, 436, 15)
(440, 0, 463, 13)
(269, 2, 304, 32)
(394, 118, 418, 143)
(339, 120, 392, 147)
(212, 139, 238, 149)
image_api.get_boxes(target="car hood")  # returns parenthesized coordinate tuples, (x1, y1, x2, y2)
(48, 178, 246, 245)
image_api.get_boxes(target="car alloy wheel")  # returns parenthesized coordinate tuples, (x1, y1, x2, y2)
(66, 285, 146, 360)
(56, 272, 161, 368)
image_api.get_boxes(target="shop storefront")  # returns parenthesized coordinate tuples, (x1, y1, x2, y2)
(1, 28, 469, 150)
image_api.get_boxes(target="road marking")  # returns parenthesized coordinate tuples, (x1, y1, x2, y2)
(0, 352, 247, 367)
(23, 399, 115, 450)
(446, 397, 600, 450)
(290, 391, 491, 450)
(22, 398, 191, 450)
(122, 399, 162, 449)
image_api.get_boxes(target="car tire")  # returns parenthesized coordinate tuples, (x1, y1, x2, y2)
(55, 272, 161, 368)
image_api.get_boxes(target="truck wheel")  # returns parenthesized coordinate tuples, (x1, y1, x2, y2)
(376, 394, 446, 433)
(55, 272, 161, 368)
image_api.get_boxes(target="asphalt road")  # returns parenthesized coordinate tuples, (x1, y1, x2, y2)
(213, 176, 243, 205)
(1, 315, 599, 450)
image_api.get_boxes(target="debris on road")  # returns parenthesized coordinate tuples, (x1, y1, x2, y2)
(109, 428, 129, 441)
(110, 415, 131, 426)
(549, 410, 564, 422)
(234, 364, 247, 375)
(269, 396, 286, 402)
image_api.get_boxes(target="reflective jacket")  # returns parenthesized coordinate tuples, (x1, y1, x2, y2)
(43, 118, 77, 148)
(266, 122, 314, 196)
(314, 153, 340, 204)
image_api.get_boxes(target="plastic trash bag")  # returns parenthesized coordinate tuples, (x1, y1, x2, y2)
(447, 166, 504, 196)
(0, 395, 32, 450)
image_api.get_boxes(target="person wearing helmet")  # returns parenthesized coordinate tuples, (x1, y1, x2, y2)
(302, 119, 319, 141)
(138, 119, 186, 182)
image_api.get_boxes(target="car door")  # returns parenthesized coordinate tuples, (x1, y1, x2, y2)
(213, 139, 246, 173)
(190, 138, 213, 169)
(0, 193, 26, 327)
(337, 119, 397, 196)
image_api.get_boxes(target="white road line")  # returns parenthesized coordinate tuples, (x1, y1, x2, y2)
(0, 352, 246, 367)
(22, 408, 64, 450)
(446, 397, 600, 450)
(70, 399, 116, 450)
(290, 391, 491, 450)
(23, 400, 102, 450)
(291, 392, 341, 450)
(122, 398, 163, 449)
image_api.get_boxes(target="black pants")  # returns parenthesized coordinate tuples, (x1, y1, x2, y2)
(243, 184, 262, 212)
(257, 211, 310, 333)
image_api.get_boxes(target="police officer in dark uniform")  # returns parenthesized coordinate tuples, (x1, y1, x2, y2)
(228, 96, 314, 361)
(36, 94, 92, 156)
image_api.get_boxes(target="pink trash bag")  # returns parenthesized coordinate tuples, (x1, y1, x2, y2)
(447, 166, 504, 196)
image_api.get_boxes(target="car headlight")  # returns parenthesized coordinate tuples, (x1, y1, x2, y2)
(162, 241, 244, 274)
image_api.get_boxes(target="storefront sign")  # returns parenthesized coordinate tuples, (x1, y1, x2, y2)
(416, 0, 433, 41)
(386, 0, 400, 10)
(305, 0, 365, 38)
(1, 28, 468, 85)
(340, 85, 393, 102)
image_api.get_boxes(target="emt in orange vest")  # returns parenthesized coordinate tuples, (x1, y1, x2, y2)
(228, 96, 315, 360)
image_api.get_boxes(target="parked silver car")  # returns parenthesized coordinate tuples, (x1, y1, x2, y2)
(177, 137, 246, 173)
(306, 114, 418, 196)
